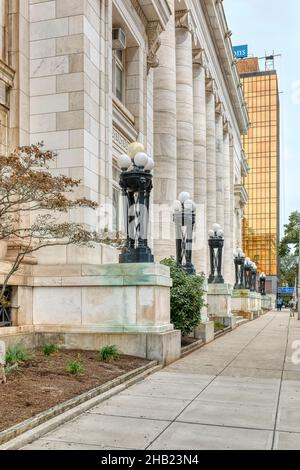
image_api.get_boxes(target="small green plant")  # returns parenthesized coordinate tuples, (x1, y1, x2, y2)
(42, 344, 59, 356)
(66, 359, 83, 375)
(5, 344, 32, 365)
(160, 258, 206, 336)
(98, 345, 120, 362)
(214, 320, 224, 332)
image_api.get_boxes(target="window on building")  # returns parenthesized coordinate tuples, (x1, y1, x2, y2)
(113, 48, 125, 103)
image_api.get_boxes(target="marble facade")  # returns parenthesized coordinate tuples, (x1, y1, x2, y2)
(0, 0, 249, 356)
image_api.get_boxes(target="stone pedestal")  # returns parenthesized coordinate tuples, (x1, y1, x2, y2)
(261, 294, 273, 312)
(207, 283, 236, 329)
(194, 321, 215, 343)
(232, 289, 253, 320)
(1, 263, 181, 365)
(250, 292, 262, 318)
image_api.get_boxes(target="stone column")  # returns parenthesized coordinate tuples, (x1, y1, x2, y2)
(216, 109, 224, 228)
(206, 81, 217, 234)
(175, 10, 194, 197)
(193, 49, 207, 274)
(223, 126, 232, 282)
(229, 134, 235, 283)
(153, 0, 177, 260)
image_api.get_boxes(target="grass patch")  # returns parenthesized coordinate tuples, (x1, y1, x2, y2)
(42, 344, 59, 356)
(5, 344, 32, 366)
(66, 359, 83, 375)
(98, 345, 120, 362)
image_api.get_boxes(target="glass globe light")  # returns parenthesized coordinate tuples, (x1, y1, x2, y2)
(174, 200, 182, 212)
(208, 229, 214, 238)
(118, 154, 132, 170)
(178, 192, 190, 204)
(212, 223, 221, 233)
(128, 142, 144, 158)
(184, 199, 193, 210)
(217, 229, 224, 238)
(144, 157, 154, 171)
(134, 152, 148, 168)
(234, 249, 239, 258)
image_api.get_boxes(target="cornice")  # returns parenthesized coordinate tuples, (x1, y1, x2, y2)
(130, 0, 148, 27)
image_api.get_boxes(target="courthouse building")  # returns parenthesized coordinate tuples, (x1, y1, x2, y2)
(0, 0, 249, 350)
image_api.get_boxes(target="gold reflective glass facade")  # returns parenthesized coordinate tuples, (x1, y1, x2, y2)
(240, 70, 280, 276)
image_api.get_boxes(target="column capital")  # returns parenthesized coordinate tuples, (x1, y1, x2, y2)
(192, 48, 205, 67)
(146, 21, 163, 72)
(175, 9, 194, 33)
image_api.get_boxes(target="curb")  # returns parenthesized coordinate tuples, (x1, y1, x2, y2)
(0, 360, 161, 450)
(180, 339, 204, 358)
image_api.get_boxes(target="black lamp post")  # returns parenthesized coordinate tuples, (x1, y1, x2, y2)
(208, 224, 224, 284)
(259, 272, 267, 296)
(174, 192, 196, 275)
(244, 257, 252, 290)
(118, 145, 154, 264)
(250, 262, 257, 292)
(233, 248, 246, 289)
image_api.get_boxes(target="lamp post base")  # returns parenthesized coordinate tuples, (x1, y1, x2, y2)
(119, 247, 154, 264)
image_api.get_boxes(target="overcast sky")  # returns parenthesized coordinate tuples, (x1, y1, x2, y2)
(224, 0, 300, 235)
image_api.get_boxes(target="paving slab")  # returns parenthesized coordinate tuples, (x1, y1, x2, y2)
(273, 432, 300, 450)
(177, 400, 276, 430)
(148, 422, 273, 450)
(89, 394, 189, 421)
(33, 414, 169, 449)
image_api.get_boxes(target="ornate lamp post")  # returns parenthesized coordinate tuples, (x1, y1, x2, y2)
(233, 248, 246, 289)
(208, 224, 224, 284)
(118, 143, 155, 264)
(259, 272, 266, 296)
(173, 192, 196, 275)
(250, 262, 257, 292)
(244, 257, 252, 290)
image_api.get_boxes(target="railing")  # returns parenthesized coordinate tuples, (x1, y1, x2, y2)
(0, 286, 12, 327)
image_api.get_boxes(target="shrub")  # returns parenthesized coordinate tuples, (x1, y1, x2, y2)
(160, 258, 206, 336)
(42, 344, 59, 356)
(66, 359, 83, 375)
(5, 344, 32, 365)
(98, 345, 120, 362)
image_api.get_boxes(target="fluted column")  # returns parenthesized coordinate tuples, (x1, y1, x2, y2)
(193, 50, 207, 274)
(223, 126, 231, 282)
(175, 10, 194, 197)
(216, 110, 225, 228)
(153, 0, 177, 260)
(229, 134, 235, 283)
(206, 81, 217, 233)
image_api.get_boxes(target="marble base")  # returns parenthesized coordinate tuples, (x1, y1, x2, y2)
(0, 263, 182, 365)
(232, 289, 253, 320)
(207, 283, 233, 317)
(207, 283, 236, 328)
(194, 321, 215, 343)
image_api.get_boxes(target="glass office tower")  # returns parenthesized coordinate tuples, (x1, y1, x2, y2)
(237, 58, 280, 293)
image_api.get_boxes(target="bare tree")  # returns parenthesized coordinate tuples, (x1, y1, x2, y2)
(0, 143, 103, 299)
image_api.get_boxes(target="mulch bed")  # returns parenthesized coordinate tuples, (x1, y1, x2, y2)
(0, 349, 148, 432)
(181, 336, 197, 347)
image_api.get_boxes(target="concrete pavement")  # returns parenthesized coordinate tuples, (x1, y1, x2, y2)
(23, 310, 300, 450)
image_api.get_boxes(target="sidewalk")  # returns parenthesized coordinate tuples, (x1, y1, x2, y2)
(23, 310, 300, 450)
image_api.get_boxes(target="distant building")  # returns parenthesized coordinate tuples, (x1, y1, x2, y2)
(237, 57, 280, 294)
